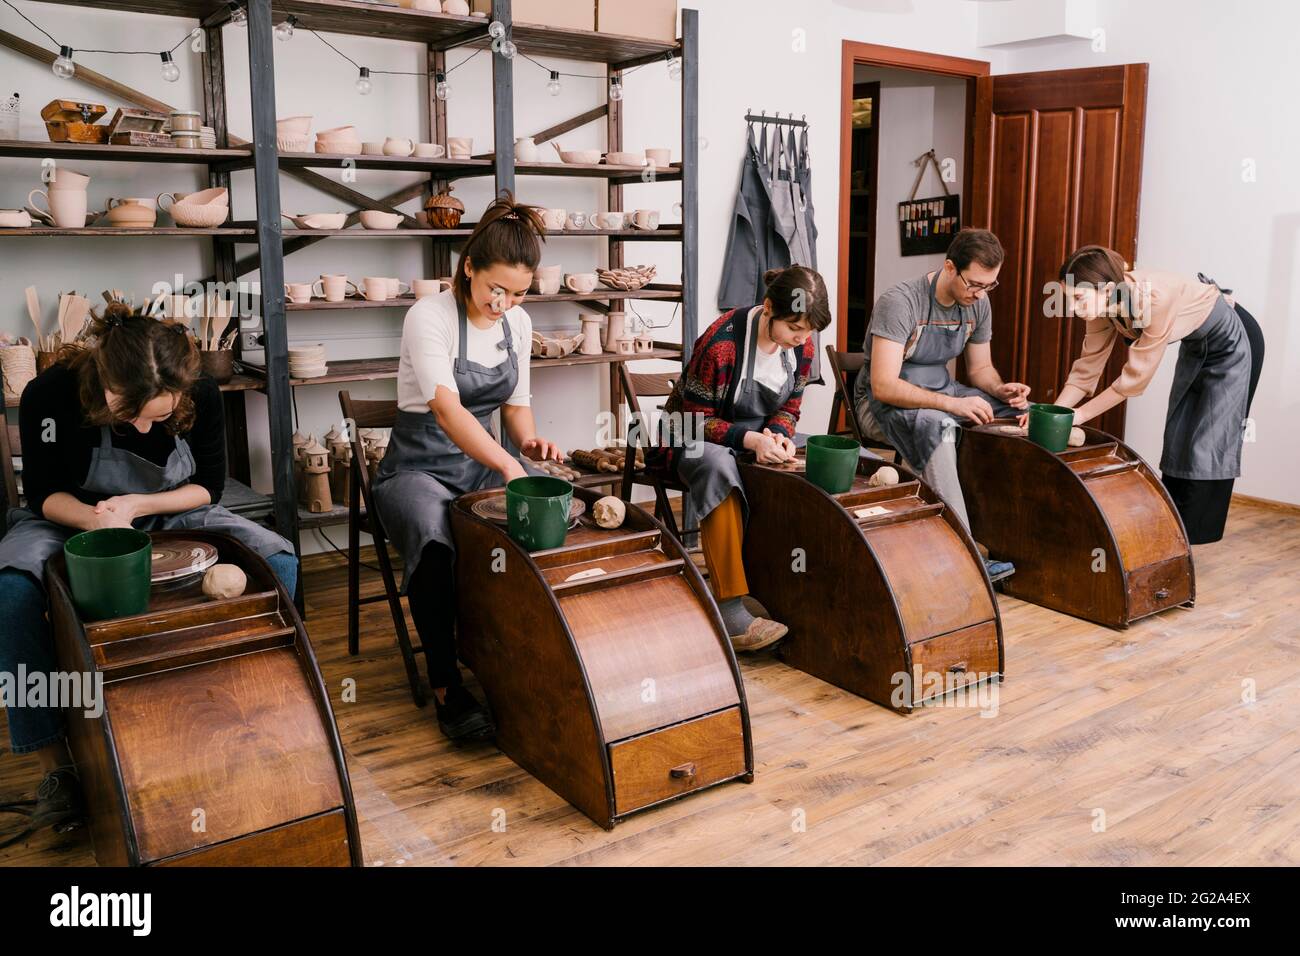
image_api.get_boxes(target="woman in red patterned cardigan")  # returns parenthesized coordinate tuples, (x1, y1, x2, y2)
(656, 265, 831, 651)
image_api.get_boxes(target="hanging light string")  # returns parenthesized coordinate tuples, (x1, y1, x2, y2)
(2, 0, 192, 56)
(308, 27, 482, 78)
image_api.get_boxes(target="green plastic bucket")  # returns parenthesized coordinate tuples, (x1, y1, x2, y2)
(506, 476, 574, 551)
(805, 434, 861, 494)
(63, 528, 152, 622)
(1027, 403, 1075, 452)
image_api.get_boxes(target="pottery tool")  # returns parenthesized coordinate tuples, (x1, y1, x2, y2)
(25, 286, 44, 350)
(65, 294, 91, 341)
(209, 308, 231, 354)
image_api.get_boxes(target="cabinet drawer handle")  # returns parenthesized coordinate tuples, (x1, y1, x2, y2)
(1155, 588, 1170, 599)
(669, 762, 697, 779)
(948, 661, 967, 674)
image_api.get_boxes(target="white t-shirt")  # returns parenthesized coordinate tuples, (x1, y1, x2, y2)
(396, 290, 532, 414)
(736, 305, 793, 394)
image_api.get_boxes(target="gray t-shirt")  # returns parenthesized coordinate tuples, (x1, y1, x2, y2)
(855, 273, 993, 404)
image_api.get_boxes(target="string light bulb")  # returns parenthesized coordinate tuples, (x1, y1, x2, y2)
(665, 52, 681, 81)
(434, 71, 450, 101)
(52, 45, 75, 79)
(159, 51, 180, 83)
(547, 70, 561, 96)
(355, 67, 373, 95)
(499, 39, 517, 59)
(608, 75, 624, 102)
(488, 20, 507, 40)
(274, 15, 298, 41)
(227, 2, 246, 28)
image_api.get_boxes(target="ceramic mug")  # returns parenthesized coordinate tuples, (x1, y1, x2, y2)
(412, 278, 450, 297)
(634, 209, 660, 230)
(383, 137, 414, 156)
(593, 211, 623, 230)
(313, 274, 357, 302)
(28, 188, 86, 229)
(645, 147, 672, 167)
(565, 211, 588, 230)
(531, 265, 562, 294)
(448, 136, 473, 158)
(363, 277, 390, 302)
(564, 273, 598, 294)
(413, 142, 445, 158)
(540, 208, 567, 230)
(361, 142, 385, 155)
(284, 282, 314, 304)
(385, 278, 410, 299)
(46, 167, 90, 191)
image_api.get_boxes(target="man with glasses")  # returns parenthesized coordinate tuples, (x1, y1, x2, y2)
(853, 228, 1028, 582)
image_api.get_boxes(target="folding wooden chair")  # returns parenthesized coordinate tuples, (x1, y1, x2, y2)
(824, 343, 897, 456)
(1, 406, 20, 523)
(338, 391, 426, 708)
(616, 365, 698, 542)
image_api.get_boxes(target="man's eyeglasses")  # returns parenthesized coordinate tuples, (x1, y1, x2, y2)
(956, 270, 999, 293)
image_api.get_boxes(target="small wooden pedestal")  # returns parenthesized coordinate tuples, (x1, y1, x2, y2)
(740, 453, 1004, 713)
(46, 531, 360, 867)
(450, 487, 753, 829)
(957, 421, 1195, 628)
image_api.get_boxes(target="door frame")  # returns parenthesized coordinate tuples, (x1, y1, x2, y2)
(836, 42, 991, 354)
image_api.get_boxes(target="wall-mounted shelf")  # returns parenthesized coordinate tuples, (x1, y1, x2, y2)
(282, 285, 684, 311)
(0, 139, 251, 165)
(0, 227, 255, 237)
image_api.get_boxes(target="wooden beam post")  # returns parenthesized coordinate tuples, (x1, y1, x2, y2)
(491, 0, 515, 197)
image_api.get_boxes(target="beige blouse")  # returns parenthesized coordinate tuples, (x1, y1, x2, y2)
(1063, 269, 1222, 399)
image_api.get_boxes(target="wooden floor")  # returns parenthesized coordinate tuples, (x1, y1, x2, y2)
(3, 498, 1298, 866)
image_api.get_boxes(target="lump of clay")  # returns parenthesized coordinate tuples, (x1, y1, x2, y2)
(992, 424, 1028, 437)
(592, 495, 627, 529)
(1068, 426, 1086, 447)
(867, 465, 900, 487)
(203, 564, 247, 599)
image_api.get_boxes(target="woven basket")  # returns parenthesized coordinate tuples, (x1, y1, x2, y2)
(1, 341, 37, 405)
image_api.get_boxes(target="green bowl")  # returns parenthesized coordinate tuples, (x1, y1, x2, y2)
(805, 434, 861, 494)
(63, 528, 152, 622)
(1027, 403, 1075, 452)
(506, 476, 574, 552)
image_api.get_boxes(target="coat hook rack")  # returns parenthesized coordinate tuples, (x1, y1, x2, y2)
(743, 112, 809, 128)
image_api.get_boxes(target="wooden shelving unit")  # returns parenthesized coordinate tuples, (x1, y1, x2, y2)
(1, 0, 699, 588)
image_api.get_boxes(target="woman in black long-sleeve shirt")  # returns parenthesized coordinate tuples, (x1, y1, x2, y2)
(0, 303, 295, 841)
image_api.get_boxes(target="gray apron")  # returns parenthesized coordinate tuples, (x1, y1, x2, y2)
(372, 298, 522, 591)
(796, 125, 818, 271)
(858, 272, 1018, 472)
(1159, 293, 1251, 480)
(0, 426, 292, 583)
(718, 124, 791, 311)
(677, 307, 796, 523)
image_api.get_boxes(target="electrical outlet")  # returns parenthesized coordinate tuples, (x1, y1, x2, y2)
(241, 330, 264, 351)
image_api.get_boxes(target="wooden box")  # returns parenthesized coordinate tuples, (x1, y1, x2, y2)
(597, 0, 677, 42)
(957, 421, 1195, 628)
(105, 107, 168, 140)
(450, 486, 752, 829)
(110, 131, 172, 148)
(46, 531, 360, 866)
(40, 98, 107, 143)
(740, 452, 1004, 712)
(472, 0, 594, 31)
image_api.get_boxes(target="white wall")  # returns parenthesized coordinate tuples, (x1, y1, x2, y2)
(992, 0, 1299, 504)
(854, 65, 966, 296)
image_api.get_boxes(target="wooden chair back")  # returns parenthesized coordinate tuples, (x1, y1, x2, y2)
(825, 344, 867, 446)
(338, 392, 398, 535)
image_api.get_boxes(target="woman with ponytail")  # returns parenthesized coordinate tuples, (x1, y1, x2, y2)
(0, 302, 295, 837)
(372, 193, 562, 740)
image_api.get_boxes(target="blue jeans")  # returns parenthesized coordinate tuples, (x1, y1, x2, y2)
(1, 551, 297, 754)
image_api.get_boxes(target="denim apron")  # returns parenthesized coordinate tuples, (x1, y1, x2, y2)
(372, 297, 523, 591)
(718, 124, 790, 310)
(858, 272, 1018, 472)
(0, 426, 292, 583)
(677, 307, 796, 523)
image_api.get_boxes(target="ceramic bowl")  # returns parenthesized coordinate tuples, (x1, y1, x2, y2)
(317, 125, 356, 139)
(361, 142, 385, 156)
(558, 149, 602, 165)
(604, 151, 645, 167)
(285, 212, 347, 230)
(359, 210, 402, 230)
(0, 209, 33, 228)
(277, 115, 313, 136)
(277, 134, 311, 153)
(315, 139, 363, 155)
(169, 202, 229, 228)
(185, 187, 230, 206)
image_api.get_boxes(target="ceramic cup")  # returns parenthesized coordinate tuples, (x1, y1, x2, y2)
(412, 278, 450, 297)
(448, 137, 473, 158)
(413, 142, 445, 158)
(284, 282, 314, 304)
(645, 147, 672, 167)
(363, 277, 390, 302)
(361, 142, 385, 155)
(564, 273, 598, 294)
(46, 167, 91, 191)
(593, 211, 623, 230)
(540, 207, 567, 230)
(383, 137, 415, 156)
(313, 274, 357, 303)
(634, 208, 660, 230)
(565, 211, 588, 230)
(386, 278, 411, 299)
(531, 264, 562, 295)
(28, 188, 86, 229)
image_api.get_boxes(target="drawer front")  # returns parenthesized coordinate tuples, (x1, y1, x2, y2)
(1126, 555, 1192, 621)
(153, 809, 351, 867)
(609, 708, 746, 816)
(907, 621, 1000, 705)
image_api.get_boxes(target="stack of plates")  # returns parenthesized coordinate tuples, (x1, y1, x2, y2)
(200, 126, 217, 150)
(288, 343, 327, 379)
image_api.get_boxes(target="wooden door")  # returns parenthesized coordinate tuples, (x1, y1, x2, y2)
(971, 64, 1148, 438)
